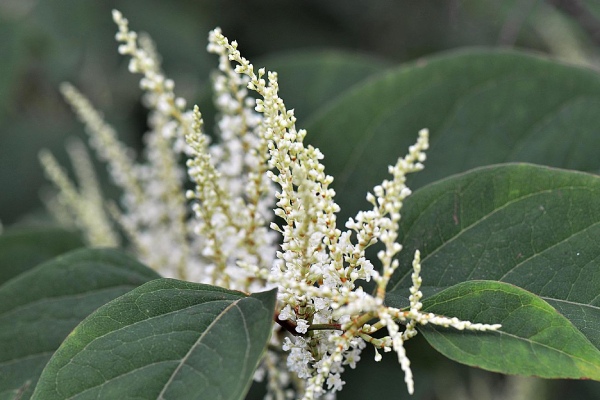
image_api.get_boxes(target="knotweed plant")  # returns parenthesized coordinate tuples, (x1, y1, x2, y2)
(40, 10, 501, 399)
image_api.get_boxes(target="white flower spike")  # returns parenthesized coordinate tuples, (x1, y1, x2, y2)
(42, 11, 502, 400)
(210, 29, 501, 399)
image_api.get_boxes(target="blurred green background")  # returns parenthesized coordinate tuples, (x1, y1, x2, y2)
(4, 0, 600, 227)
(2, 1, 600, 398)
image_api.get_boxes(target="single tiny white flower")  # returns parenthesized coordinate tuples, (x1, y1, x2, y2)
(295, 319, 310, 334)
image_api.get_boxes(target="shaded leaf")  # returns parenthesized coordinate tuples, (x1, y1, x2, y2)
(0, 248, 159, 400)
(388, 164, 600, 353)
(418, 280, 600, 380)
(0, 227, 84, 285)
(305, 49, 600, 222)
(32, 279, 277, 400)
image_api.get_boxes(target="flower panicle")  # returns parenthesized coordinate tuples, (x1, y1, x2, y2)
(206, 30, 278, 276)
(42, 11, 503, 400)
(111, 11, 276, 287)
(212, 27, 501, 399)
(211, 28, 341, 287)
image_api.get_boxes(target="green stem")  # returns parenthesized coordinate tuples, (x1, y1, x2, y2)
(307, 323, 342, 331)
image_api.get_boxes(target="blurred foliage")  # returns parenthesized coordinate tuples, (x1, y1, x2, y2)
(2, 1, 600, 399)
(3, 0, 600, 226)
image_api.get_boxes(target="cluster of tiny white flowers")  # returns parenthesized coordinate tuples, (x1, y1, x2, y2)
(42, 11, 502, 400)
(182, 28, 277, 290)
(56, 70, 193, 279)
(41, 11, 278, 292)
(210, 29, 502, 399)
(111, 9, 194, 279)
(184, 103, 276, 290)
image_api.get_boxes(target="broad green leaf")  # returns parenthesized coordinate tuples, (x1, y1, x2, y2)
(0, 227, 84, 285)
(418, 280, 600, 380)
(32, 279, 277, 400)
(305, 49, 600, 223)
(0, 248, 159, 400)
(387, 164, 600, 355)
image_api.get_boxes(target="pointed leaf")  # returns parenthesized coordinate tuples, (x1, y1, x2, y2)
(32, 279, 277, 400)
(0, 227, 84, 285)
(388, 164, 600, 357)
(0, 248, 159, 400)
(418, 280, 600, 380)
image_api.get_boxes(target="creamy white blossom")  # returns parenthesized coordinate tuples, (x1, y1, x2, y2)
(41, 11, 501, 400)
(211, 29, 501, 399)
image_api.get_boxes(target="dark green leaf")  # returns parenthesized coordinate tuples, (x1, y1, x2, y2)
(387, 164, 600, 356)
(32, 279, 277, 400)
(306, 50, 600, 222)
(418, 280, 600, 380)
(0, 248, 159, 400)
(0, 227, 84, 285)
